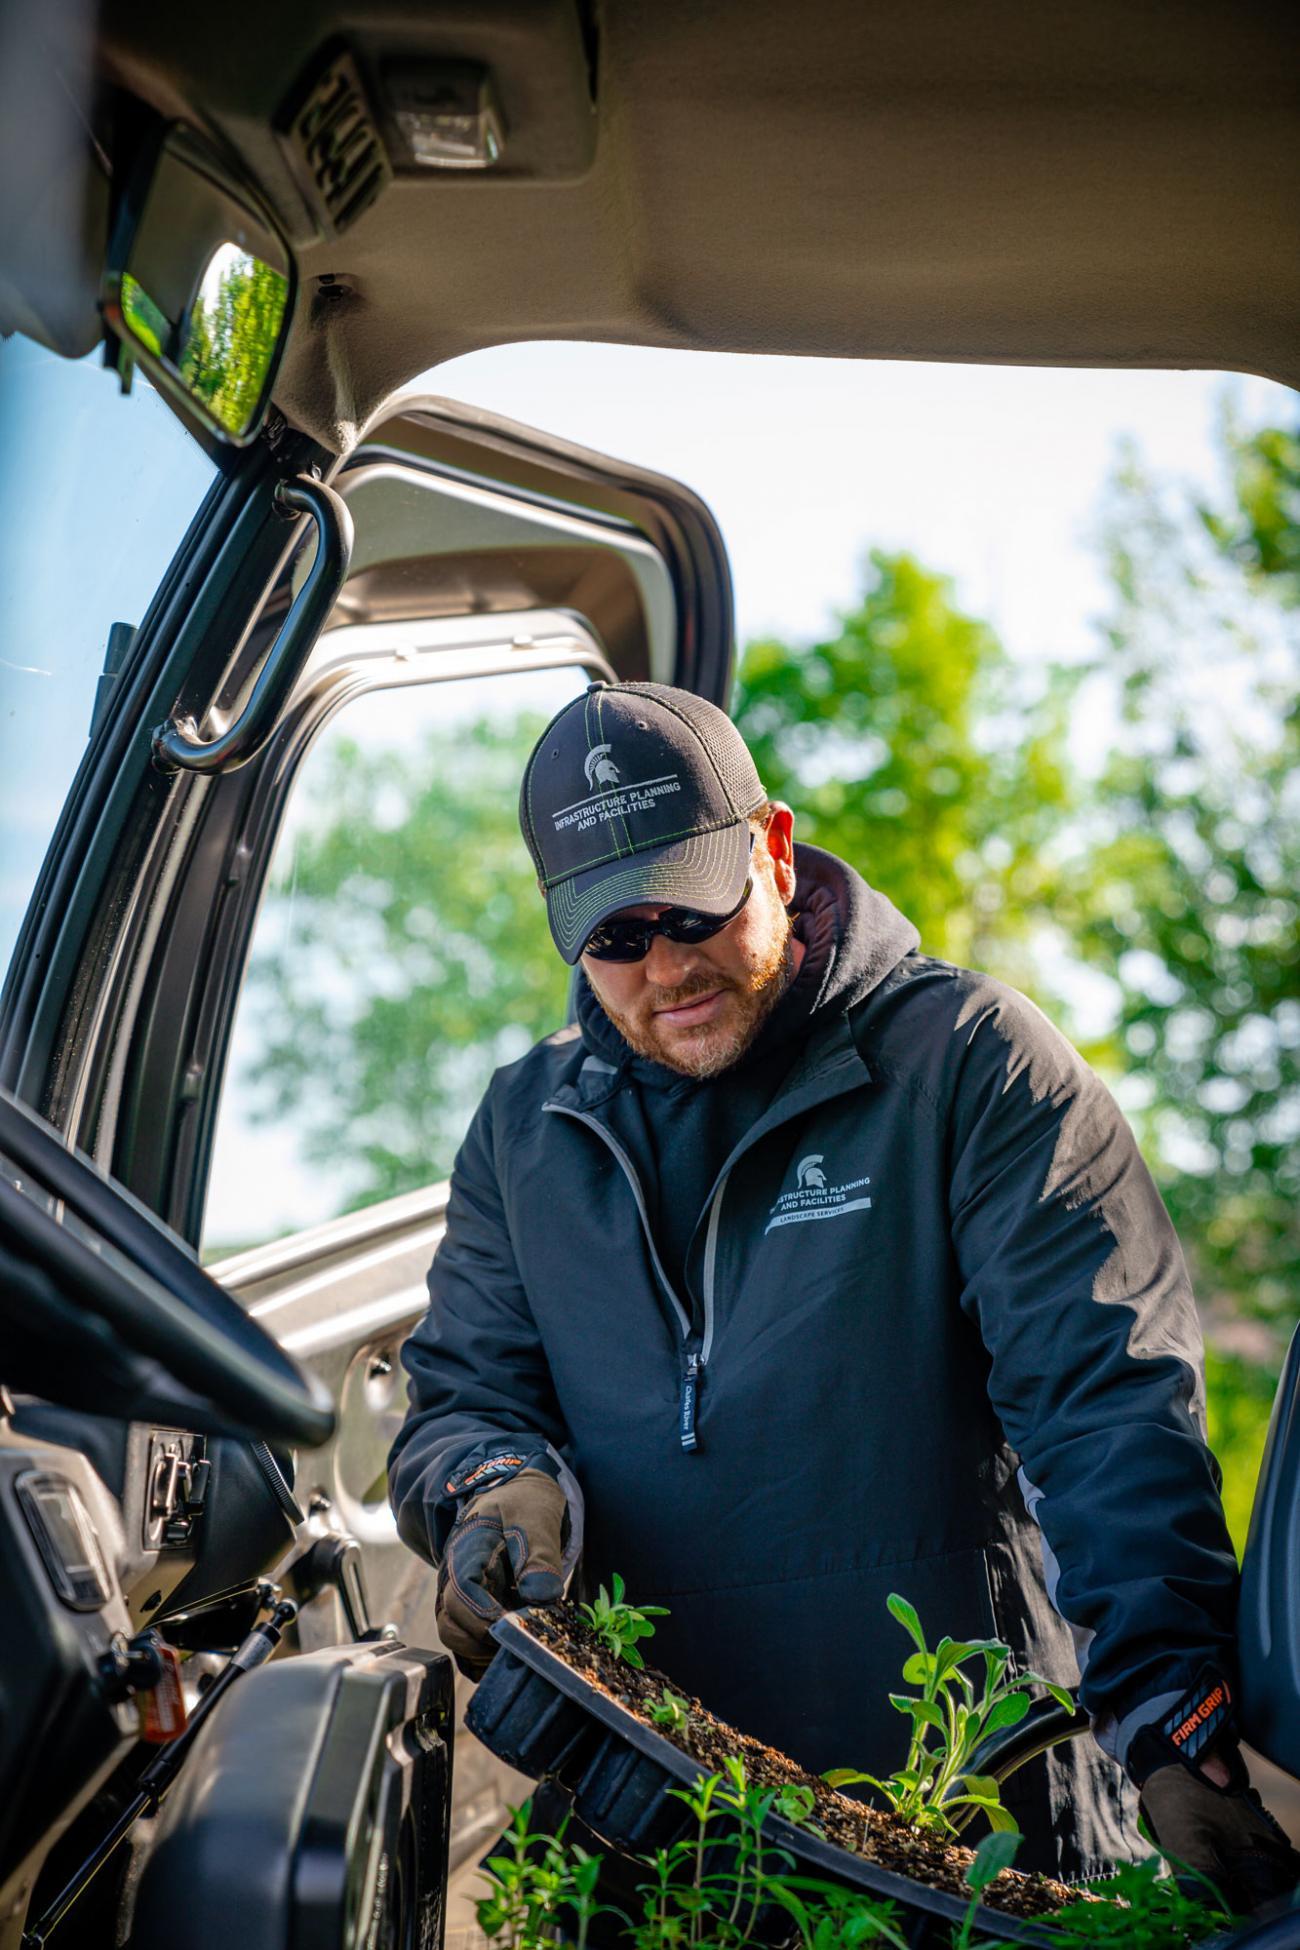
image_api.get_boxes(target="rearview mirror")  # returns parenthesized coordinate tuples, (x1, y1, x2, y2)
(102, 125, 295, 447)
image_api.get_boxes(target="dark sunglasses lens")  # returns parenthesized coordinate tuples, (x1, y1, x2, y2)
(662, 877, 753, 942)
(583, 920, 651, 962)
(661, 909, 726, 943)
(582, 877, 753, 962)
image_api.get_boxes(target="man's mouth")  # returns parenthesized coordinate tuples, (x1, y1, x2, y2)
(652, 988, 727, 1028)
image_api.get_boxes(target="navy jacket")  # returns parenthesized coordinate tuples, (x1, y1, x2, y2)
(390, 848, 1239, 1879)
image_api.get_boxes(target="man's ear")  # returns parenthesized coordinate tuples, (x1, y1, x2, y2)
(763, 803, 797, 904)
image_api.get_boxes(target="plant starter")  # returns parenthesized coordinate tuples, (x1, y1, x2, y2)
(519, 1604, 1075, 1922)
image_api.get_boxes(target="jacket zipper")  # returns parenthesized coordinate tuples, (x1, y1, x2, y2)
(700, 1168, 730, 1366)
(682, 1171, 729, 1441)
(543, 1025, 871, 1455)
(545, 1101, 711, 1452)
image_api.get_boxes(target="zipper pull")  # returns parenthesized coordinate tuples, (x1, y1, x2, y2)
(679, 1348, 702, 1453)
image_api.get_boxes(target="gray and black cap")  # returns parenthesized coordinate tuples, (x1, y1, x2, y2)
(520, 682, 767, 964)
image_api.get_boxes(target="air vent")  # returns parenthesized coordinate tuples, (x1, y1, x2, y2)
(278, 47, 392, 239)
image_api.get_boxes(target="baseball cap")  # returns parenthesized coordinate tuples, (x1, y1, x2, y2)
(519, 682, 768, 964)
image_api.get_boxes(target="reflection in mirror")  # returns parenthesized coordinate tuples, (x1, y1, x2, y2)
(122, 245, 288, 438)
(107, 127, 293, 444)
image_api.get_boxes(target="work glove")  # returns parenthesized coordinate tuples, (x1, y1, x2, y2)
(1127, 1669, 1300, 1916)
(435, 1450, 569, 1679)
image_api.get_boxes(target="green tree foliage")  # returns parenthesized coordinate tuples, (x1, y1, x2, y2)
(242, 711, 569, 1210)
(1203, 1343, 1279, 1556)
(1053, 428, 1299, 1338)
(1205, 420, 1300, 594)
(178, 250, 288, 436)
(1048, 415, 1298, 1553)
(732, 551, 1072, 985)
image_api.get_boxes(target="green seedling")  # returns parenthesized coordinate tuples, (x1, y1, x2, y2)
(771, 1782, 819, 1830)
(479, 1589, 1228, 1948)
(634, 1758, 908, 1950)
(577, 1572, 669, 1669)
(769, 1781, 830, 1845)
(479, 1762, 910, 1950)
(823, 1592, 1074, 1838)
(647, 1686, 692, 1733)
(477, 1772, 1227, 1949)
(1016, 1853, 1234, 1948)
(477, 1804, 607, 1950)
(954, 1831, 1023, 1950)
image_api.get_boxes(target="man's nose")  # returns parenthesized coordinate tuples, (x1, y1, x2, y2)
(642, 930, 699, 987)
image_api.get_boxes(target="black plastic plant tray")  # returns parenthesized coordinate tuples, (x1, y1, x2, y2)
(467, 1611, 1059, 1948)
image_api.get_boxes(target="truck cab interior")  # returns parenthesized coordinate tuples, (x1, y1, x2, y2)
(1, 3, 1298, 1946)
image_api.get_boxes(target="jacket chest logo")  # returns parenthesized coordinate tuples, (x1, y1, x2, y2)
(764, 1152, 873, 1234)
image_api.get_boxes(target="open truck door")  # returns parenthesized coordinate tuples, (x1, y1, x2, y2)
(1, 330, 738, 1935)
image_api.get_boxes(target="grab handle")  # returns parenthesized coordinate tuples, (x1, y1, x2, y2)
(152, 475, 353, 775)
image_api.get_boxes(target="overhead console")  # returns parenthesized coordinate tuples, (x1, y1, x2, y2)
(275, 0, 597, 249)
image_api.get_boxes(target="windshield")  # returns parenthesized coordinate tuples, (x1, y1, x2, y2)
(0, 337, 217, 985)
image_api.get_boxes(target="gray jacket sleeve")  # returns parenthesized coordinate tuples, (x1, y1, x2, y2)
(387, 1088, 583, 1570)
(945, 980, 1239, 1762)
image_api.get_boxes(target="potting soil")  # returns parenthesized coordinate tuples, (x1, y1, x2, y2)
(518, 1605, 1076, 1922)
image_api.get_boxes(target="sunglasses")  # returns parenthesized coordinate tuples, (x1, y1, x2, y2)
(581, 877, 754, 963)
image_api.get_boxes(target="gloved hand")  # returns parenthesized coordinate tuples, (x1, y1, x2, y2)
(435, 1456, 568, 1678)
(1139, 1757, 1300, 1916)
(1127, 1669, 1300, 1915)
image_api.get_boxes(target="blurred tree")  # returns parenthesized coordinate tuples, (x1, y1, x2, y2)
(1205, 419, 1300, 595)
(1054, 424, 1299, 1340)
(238, 710, 569, 1212)
(1052, 414, 1300, 1553)
(732, 549, 1074, 986)
(178, 253, 289, 436)
(1204, 1343, 1280, 1557)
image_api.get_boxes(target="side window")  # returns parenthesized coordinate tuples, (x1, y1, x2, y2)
(0, 341, 216, 990)
(202, 661, 588, 1258)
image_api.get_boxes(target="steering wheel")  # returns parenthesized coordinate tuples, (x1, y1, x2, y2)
(0, 1085, 335, 1447)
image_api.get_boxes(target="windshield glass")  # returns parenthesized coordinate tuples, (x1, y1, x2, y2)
(0, 338, 217, 984)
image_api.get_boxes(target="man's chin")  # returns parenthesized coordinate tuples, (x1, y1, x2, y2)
(646, 1023, 746, 1079)
(639, 1000, 754, 1078)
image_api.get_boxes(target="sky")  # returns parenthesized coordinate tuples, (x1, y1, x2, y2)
(0, 339, 216, 975)
(423, 343, 1293, 672)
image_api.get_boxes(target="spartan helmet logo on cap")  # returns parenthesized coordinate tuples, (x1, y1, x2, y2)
(797, 1155, 828, 1190)
(584, 743, 621, 790)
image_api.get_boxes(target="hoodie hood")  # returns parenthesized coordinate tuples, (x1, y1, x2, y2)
(576, 842, 920, 1077)
(785, 842, 922, 1018)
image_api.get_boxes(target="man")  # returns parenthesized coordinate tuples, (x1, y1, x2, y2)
(390, 680, 1298, 1905)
